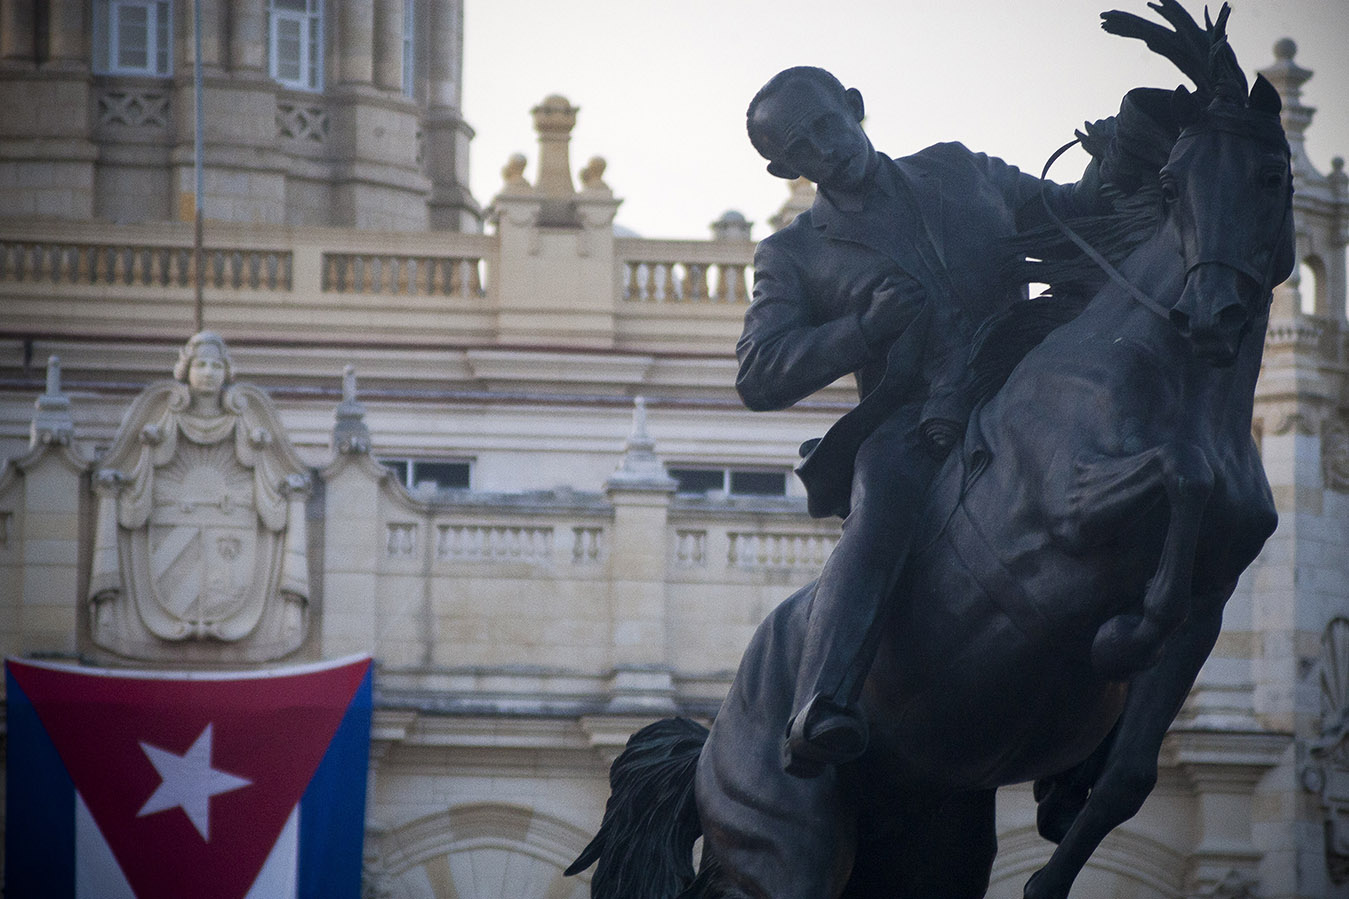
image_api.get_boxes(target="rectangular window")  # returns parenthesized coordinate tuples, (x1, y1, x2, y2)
(380, 458, 472, 492)
(402, 0, 416, 99)
(670, 467, 788, 497)
(269, 0, 323, 92)
(94, 0, 172, 77)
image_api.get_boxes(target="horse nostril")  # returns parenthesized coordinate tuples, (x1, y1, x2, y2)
(1169, 309, 1191, 334)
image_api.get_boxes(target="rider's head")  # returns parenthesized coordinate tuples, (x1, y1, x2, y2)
(747, 67, 874, 192)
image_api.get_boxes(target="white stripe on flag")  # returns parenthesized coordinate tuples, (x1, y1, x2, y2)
(74, 794, 299, 899)
(245, 804, 299, 899)
(76, 791, 135, 899)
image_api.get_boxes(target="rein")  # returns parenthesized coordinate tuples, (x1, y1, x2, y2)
(1038, 137, 1174, 323)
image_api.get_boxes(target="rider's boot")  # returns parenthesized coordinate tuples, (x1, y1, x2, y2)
(783, 692, 869, 778)
(781, 564, 895, 779)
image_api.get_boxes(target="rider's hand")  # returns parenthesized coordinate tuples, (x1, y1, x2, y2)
(860, 274, 925, 345)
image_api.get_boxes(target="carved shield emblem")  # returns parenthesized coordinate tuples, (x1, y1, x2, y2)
(147, 520, 257, 628)
(131, 443, 273, 641)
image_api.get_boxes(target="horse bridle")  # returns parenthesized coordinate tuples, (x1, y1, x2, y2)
(1037, 130, 1291, 325)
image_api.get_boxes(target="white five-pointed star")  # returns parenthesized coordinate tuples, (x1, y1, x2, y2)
(136, 723, 252, 841)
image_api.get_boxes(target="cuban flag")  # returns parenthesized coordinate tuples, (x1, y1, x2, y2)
(5, 655, 372, 899)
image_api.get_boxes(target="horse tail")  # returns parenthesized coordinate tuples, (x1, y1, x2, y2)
(566, 717, 709, 899)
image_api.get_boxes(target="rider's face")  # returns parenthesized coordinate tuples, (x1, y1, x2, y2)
(752, 81, 871, 191)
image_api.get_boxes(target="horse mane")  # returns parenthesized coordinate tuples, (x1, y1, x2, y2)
(968, 1, 1251, 406)
(969, 183, 1165, 405)
(1101, 0, 1247, 105)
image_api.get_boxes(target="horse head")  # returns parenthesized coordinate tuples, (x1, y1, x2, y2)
(1104, 0, 1296, 366)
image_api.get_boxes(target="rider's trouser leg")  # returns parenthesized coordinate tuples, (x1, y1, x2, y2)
(793, 413, 937, 719)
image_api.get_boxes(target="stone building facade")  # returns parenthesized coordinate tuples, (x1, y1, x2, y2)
(0, 0, 478, 230)
(1, 17, 1348, 899)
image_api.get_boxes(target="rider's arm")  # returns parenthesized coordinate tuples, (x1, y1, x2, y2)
(735, 240, 873, 411)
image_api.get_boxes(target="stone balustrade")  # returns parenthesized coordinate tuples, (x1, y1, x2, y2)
(0, 219, 753, 352)
(348, 476, 839, 679)
(0, 238, 292, 291)
(616, 237, 753, 304)
(322, 251, 484, 298)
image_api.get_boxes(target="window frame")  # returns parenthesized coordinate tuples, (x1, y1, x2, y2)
(669, 466, 790, 498)
(268, 0, 324, 92)
(94, 0, 173, 78)
(380, 458, 473, 492)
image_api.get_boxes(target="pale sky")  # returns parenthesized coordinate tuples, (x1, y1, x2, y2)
(461, 0, 1349, 241)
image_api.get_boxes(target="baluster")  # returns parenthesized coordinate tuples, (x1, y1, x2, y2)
(433, 258, 448, 296)
(468, 258, 484, 297)
(405, 257, 419, 295)
(685, 263, 708, 301)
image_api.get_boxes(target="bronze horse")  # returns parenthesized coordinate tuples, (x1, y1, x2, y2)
(568, 3, 1296, 897)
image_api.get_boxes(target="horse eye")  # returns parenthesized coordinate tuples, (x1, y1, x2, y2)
(1262, 170, 1285, 189)
(1160, 179, 1179, 204)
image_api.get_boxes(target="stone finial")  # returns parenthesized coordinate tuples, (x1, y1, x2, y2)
(31, 354, 74, 446)
(769, 177, 816, 232)
(606, 397, 677, 491)
(332, 364, 372, 454)
(1263, 39, 1313, 106)
(711, 210, 753, 242)
(579, 156, 611, 195)
(532, 94, 579, 197)
(1259, 38, 1316, 173)
(500, 153, 532, 192)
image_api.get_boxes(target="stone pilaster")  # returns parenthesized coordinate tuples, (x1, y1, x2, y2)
(229, 0, 267, 75)
(339, 0, 375, 86)
(603, 399, 677, 713)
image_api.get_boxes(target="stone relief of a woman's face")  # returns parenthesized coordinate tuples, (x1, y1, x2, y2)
(187, 342, 228, 399)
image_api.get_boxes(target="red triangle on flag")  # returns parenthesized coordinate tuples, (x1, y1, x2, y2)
(9, 656, 370, 899)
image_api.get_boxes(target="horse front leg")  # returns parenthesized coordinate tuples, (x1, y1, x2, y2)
(1022, 587, 1231, 899)
(1058, 442, 1215, 678)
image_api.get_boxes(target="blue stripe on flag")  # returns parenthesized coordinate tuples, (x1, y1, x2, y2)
(4, 664, 76, 899)
(297, 665, 372, 899)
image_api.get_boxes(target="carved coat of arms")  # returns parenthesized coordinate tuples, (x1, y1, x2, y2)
(88, 333, 310, 662)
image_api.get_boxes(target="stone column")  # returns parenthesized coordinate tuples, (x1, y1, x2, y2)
(229, 0, 267, 74)
(197, 0, 226, 72)
(427, 0, 458, 108)
(45, 0, 86, 67)
(373, 0, 404, 93)
(338, 0, 374, 85)
(0, 0, 35, 62)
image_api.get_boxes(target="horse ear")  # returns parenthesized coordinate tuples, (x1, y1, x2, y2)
(1171, 84, 1200, 125)
(1249, 73, 1282, 114)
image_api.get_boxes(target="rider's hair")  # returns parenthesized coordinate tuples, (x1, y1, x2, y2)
(746, 67, 848, 161)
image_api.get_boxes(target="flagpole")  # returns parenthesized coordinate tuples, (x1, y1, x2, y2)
(192, 0, 205, 334)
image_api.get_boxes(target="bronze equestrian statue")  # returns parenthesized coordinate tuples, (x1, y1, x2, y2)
(567, 2, 1295, 896)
